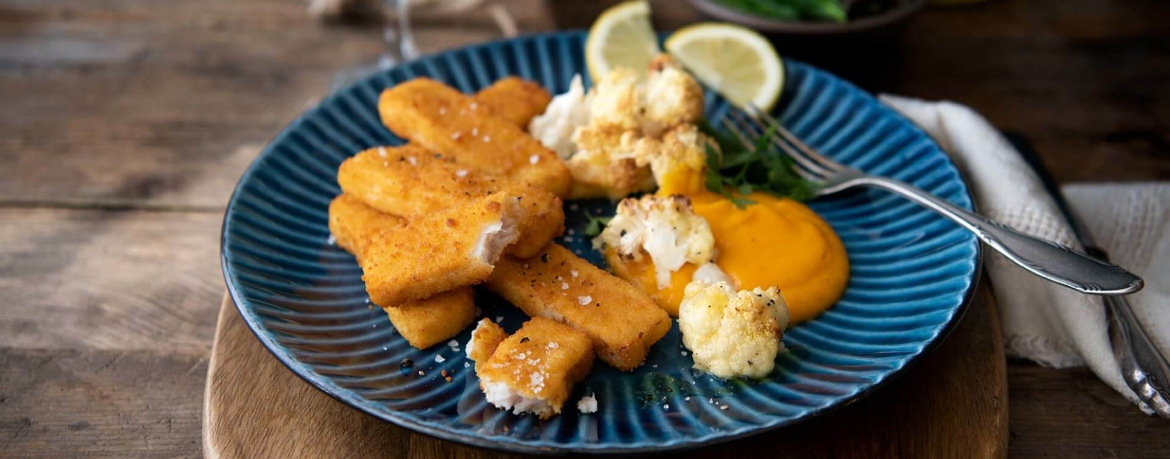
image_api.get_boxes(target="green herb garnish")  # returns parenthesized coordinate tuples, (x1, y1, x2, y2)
(699, 120, 818, 207)
(582, 210, 612, 237)
(712, 0, 848, 23)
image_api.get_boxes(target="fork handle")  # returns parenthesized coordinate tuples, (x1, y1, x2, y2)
(856, 175, 1144, 295)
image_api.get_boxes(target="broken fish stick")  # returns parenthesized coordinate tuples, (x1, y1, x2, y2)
(465, 318, 507, 372)
(361, 192, 524, 306)
(328, 194, 406, 261)
(474, 77, 552, 127)
(377, 78, 571, 197)
(486, 244, 671, 371)
(477, 317, 594, 419)
(385, 288, 476, 349)
(337, 145, 563, 258)
(328, 194, 475, 349)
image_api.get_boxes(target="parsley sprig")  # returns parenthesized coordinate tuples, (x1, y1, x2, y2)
(699, 120, 818, 208)
(582, 210, 612, 237)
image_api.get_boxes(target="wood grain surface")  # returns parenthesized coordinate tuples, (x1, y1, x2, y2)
(1, 0, 1168, 457)
(205, 284, 1008, 459)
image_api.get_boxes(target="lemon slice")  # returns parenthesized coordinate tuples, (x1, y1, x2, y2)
(665, 23, 784, 111)
(585, 0, 660, 81)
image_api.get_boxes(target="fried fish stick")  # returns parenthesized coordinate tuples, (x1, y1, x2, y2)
(465, 318, 507, 372)
(385, 288, 476, 349)
(477, 317, 594, 419)
(378, 78, 571, 197)
(328, 194, 475, 349)
(474, 77, 552, 127)
(361, 192, 524, 306)
(337, 145, 563, 258)
(328, 194, 406, 261)
(486, 244, 671, 371)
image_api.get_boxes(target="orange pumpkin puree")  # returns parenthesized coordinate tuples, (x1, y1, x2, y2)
(605, 167, 849, 323)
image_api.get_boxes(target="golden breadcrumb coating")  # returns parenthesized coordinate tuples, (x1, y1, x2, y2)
(378, 78, 570, 197)
(337, 145, 564, 258)
(474, 77, 552, 127)
(361, 192, 523, 307)
(327, 193, 406, 262)
(477, 317, 594, 419)
(328, 194, 475, 349)
(466, 318, 508, 372)
(385, 288, 476, 349)
(486, 244, 671, 371)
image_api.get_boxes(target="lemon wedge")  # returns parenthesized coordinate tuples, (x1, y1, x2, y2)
(665, 23, 784, 111)
(585, 0, 660, 82)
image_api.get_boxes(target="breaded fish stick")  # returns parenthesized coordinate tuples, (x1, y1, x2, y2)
(473, 77, 552, 127)
(361, 192, 524, 307)
(465, 318, 507, 372)
(477, 317, 594, 419)
(337, 145, 563, 258)
(327, 194, 406, 262)
(378, 78, 571, 197)
(384, 289, 476, 349)
(328, 194, 475, 349)
(486, 244, 671, 371)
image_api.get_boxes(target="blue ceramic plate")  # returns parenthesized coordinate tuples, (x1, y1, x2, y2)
(221, 31, 980, 454)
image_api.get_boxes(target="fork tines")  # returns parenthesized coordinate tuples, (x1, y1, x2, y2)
(718, 104, 840, 183)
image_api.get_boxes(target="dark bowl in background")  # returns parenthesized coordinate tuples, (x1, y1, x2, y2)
(687, 0, 927, 35)
(685, 0, 929, 92)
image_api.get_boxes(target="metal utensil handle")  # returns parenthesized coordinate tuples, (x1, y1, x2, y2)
(854, 175, 1144, 295)
(1108, 295, 1170, 417)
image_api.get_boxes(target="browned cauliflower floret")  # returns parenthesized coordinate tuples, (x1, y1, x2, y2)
(594, 195, 715, 288)
(678, 282, 789, 379)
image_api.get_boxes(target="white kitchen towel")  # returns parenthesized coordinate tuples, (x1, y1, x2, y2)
(880, 95, 1169, 414)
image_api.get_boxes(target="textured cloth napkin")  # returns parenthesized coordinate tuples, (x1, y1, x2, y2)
(880, 95, 1169, 413)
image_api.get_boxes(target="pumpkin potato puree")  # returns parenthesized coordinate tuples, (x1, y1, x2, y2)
(606, 168, 849, 323)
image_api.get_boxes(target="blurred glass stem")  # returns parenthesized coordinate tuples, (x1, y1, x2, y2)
(329, 0, 515, 92)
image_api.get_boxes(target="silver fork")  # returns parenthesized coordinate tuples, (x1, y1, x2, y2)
(719, 105, 1144, 296)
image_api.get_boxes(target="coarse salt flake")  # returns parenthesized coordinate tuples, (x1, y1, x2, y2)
(378, 147, 388, 158)
(570, 270, 579, 278)
(578, 295, 592, 305)
(435, 354, 446, 363)
(455, 169, 468, 177)
(529, 154, 540, 165)
(562, 282, 569, 290)
(577, 393, 598, 413)
(407, 156, 417, 166)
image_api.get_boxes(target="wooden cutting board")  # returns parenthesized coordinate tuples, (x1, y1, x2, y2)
(203, 279, 1007, 458)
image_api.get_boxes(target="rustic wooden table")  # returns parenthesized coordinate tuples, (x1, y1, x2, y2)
(1, 0, 1167, 457)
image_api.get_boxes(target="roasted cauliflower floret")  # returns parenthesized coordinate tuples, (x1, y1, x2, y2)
(589, 67, 643, 131)
(643, 55, 705, 135)
(567, 126, 655, 199)
(593, 195, 715, 288)
(678, 281, 789, 379)
(628, 124, 709, 186)
(528, 74, 592, 160)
